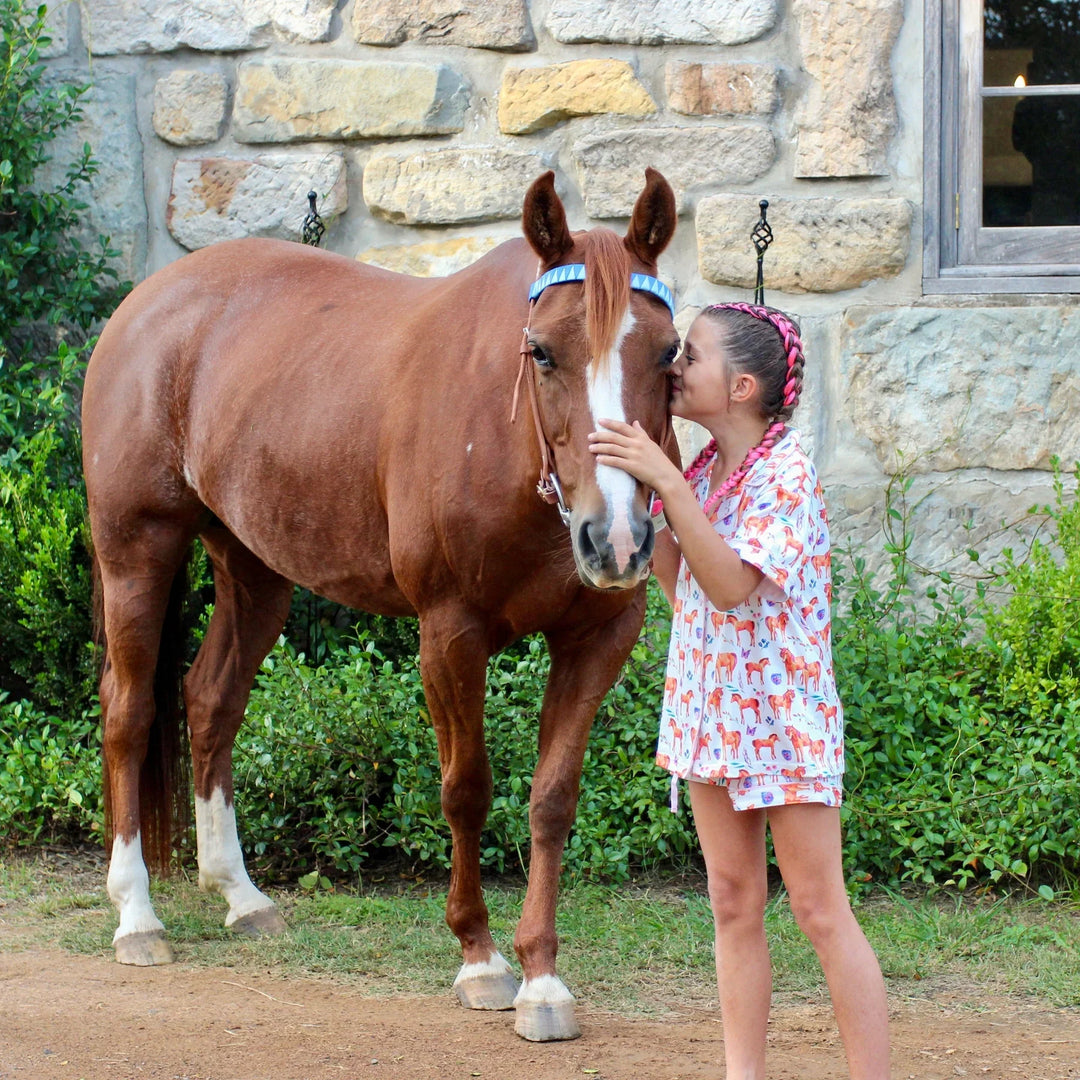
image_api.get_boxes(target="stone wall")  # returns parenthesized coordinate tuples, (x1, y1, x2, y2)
(43, 0, 1080, 579)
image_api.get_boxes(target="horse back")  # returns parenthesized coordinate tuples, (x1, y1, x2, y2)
(83, 237, 564, 622)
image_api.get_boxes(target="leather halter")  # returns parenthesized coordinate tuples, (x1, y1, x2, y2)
(510, 262, 676, 529)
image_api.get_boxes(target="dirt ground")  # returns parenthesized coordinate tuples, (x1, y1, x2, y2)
(0, 946, 1078, 1080)
(2, 849, 1078, 1080)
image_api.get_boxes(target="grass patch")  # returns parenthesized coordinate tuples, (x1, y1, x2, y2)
(3, 850, 1079, 1016)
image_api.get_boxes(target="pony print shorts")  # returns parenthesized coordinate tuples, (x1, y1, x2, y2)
(694, 772, 844, 811)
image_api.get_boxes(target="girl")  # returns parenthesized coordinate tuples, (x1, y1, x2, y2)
(588, 303, 890, 1080)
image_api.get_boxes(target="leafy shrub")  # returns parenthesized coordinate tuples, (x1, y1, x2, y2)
(0, 344, 97, 715)
(835, 466, 1080, 896)
(0, 2, 124, 360)
(0, 0, 126, 737)
(0, 693, 102, 843)
(980, 461, 1080, 718)
(236, 583, 698, 882)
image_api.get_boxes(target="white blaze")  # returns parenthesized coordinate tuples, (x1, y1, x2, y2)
(587, 310, 638, 572)
(195, 788, 277, 924)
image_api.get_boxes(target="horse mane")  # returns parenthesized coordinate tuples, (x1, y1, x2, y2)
(583, 228, 632, 371)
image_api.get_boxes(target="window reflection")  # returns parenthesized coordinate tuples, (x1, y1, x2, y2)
(984, 95, 1080, 225)
(984, 0, 1080, 226)
(984, 0, 1080, 86)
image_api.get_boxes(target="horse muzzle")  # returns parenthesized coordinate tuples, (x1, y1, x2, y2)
(572, 512, 655, 590)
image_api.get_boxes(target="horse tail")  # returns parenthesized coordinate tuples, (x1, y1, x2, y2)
(98, 546, 193, 876)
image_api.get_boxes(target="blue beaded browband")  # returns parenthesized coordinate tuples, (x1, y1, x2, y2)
(527, 264, 676, 319)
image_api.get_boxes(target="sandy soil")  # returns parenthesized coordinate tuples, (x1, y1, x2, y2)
(1, 946, 1079, 1080)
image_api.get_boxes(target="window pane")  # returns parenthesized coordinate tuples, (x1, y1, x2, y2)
(984, 0, 1080, 86)
(984, 93, 1080, 225)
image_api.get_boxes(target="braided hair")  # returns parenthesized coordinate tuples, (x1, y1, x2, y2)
(679, 303, 805, 517)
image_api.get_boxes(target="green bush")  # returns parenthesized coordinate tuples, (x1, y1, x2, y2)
(0, 344, 97, 715)
(0, 2, 124, 358)
(0, 0, 1077, 892)
(6, 457, 1080, 896)
(980, 461, 1080, 718)
(836, 466, 1080, 896)
(236, 584, 698, 882)
(0, 693, 102, 843)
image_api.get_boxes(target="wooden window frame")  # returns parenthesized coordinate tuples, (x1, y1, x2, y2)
(924, 0, 1080, 293)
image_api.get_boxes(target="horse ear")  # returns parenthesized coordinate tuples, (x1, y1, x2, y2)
(624, 167, 677, 266)
(522, 171, 574, 264)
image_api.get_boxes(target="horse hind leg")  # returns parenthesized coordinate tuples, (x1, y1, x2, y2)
(185, 525, 293, 936)
(98, 525, 196, 966)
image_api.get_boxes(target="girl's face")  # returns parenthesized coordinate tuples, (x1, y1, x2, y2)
(668, 315, 733, 425)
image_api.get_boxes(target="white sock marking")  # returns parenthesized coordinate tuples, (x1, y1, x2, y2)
(514, 974, 575, 1006)
(453, 951, 514, 986)
(107, 833, 165, 942)
(196, 789, 276, 924)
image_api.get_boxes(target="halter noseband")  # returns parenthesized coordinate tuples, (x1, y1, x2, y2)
(513, 263, 676, 527)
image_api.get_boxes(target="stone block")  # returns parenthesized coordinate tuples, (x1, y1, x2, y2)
(666, 61, 780, 117)
(499, 59, 655, 134)
(573, 126, 775, 218)
(829, 470, 1061, 597)
(697, 194, 910, 293)
(153, 71, 228, 146)
(82, 0, 335, 54)
(41, 2, 69, 57)
(793, 0, 902, 177)
(356, 234, 515, 276)
(234, 59, 469, 142)
(547, 0, 779, 46)
(37, 71, 146, 283)
(167, 152, 347, 250)
(363, 148, 542, 225)
(352, 0, 533, 50)
(840, 306, 1080, 473)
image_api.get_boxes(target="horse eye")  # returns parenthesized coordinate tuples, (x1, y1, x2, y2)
(660, 343, 679, 368)
(530, 344, 554, 369)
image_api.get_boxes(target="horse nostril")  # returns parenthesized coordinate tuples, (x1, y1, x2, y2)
(639, 517, 656, 563)
(577, 520, 606, 571)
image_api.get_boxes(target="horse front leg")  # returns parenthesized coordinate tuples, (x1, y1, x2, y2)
(513, 600, 645, 1042)
(419, 607, 519, 1011)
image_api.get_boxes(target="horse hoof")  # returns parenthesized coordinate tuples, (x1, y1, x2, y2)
(454, 969, 519, 1010)
(114, 931, 174, 966)
(514, 1000, 581, 1042)
(230, 906, 287, 937)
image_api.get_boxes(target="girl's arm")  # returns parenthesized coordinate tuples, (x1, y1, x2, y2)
(657, 476, 763, 610)
(651, 527, 681, 605)
(590, 420, 763, 610)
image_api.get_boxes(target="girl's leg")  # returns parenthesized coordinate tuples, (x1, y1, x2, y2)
(687, 781, 770, 1080)
(768, 804, 890, 1080)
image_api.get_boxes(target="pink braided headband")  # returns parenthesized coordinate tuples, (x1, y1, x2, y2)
(653, 303, 805, 521)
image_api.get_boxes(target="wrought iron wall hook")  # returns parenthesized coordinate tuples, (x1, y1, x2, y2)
(301, 190, 325, 247)
(751, 198, 773, 306)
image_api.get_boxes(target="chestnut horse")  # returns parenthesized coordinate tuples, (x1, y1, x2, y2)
(81, 169, 678, 1042)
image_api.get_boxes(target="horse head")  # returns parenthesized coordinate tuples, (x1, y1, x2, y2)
(521, 168, 678, 591)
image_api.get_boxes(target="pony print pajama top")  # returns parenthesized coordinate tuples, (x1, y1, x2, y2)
(656, 430, 844, 810)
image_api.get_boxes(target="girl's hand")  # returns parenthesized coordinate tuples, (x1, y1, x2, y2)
(588, 419, 683, 493)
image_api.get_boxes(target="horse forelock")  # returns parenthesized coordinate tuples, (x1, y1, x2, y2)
(583, 229, 632, 370)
